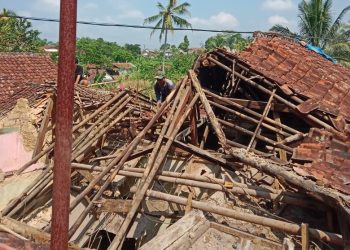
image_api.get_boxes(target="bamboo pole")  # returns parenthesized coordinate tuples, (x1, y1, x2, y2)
(207, 56, 334, 130)
(32, 98, 54, 158)
(71, 98, 132, 160)
(145, 190, 344, 246)
(108, 94, 200, 250)
(71, 163, 320, 209)
(273, 112, 287, 162)
(200, 124, 210, 149)
(247, 89, 276, 151)
(204, 89, 300, 136)
(189, 70, 227, 148)
(208, 100, 292, 138)
(15, 92, 125, 175)
(227, 147, 350, 225)
(71, 94, 129, 150)
(2, 167, 52, 215)
(65, 79, 185, 234)
(219, 119, 293, 153)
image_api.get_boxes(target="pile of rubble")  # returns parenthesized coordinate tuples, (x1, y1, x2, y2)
(0, 32, 350, 250)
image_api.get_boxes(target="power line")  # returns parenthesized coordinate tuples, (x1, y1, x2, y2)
(13, 15, 255, 34)
(10, 15, 350, 42)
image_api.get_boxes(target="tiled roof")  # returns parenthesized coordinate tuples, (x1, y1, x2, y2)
(0, 52, 57, 104)
(234, 32, 350, 121)
(112, 63, 135, 70)
(293, 128, 350, 194)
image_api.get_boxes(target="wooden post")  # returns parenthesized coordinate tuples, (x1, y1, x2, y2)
(207, 56, 336, 131)
(273, 112, 287, 161)
(301, 223, 310, 250)
(145, 190, 344, 246)
(32, 98, 54, 158)
(200, 124, 209, 149)
(189, 70, 227, 148)
(107, 94, 200, 250)
(247, 89, 276, 152)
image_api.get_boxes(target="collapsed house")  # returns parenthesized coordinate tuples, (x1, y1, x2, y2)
(0, 32, 350, 250)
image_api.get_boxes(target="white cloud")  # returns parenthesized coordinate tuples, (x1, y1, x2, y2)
(119, 10, 145, 20)
(268, 15, 290, 26)
(190, 12, 239, 30)
(263, 0, 294, 11)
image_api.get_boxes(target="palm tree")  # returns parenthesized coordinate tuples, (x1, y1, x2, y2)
(298, 0, 350, 48)
(270, 1, 350, 67)
(144, 0, 192, 72)
(324, 23, 350, 65)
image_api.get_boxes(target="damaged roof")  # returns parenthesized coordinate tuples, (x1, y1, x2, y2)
(0, 52, 57, 115)
(293, 128, 350, 194)
(235, 32, 350, 121)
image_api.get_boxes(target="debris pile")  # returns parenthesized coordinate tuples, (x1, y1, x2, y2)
(1, 33, 350, 250)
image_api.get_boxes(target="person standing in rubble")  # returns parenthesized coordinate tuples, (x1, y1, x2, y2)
(75, 58, 89, 86)
(154, 72, 175, 107)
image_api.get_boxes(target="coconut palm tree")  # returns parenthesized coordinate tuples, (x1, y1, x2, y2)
(144, 0, 192, 72)
(298, 0, 350, 48)
(271, 1, 349, 48)
(324, 23, 350, 65)
(270, 1, 350, 67)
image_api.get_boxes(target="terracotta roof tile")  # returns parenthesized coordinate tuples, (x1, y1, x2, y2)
(293, 128, 350, 194)
(0, 52, 57, 114)
(233, 33, 350, 121)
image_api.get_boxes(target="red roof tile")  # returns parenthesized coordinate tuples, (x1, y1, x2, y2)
(234, 33, 350, 121)
(293, 128, 350, 194)
(0, 52, 57, 114)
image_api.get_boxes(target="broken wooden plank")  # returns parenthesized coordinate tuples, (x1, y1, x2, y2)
(189, 70, 227, 148)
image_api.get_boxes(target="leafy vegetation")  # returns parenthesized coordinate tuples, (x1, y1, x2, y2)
(204, 33, 252, 51)
(144, 0, 192, 71)
(0, 9, 45, 52)
(73, 37, 197, 96)
(178, 35, 190, 51)
(76, 37, 136, 67)
(270, 0, 350, 66)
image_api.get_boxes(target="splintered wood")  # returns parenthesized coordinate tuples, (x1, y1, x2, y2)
(1, 50, 350, 250)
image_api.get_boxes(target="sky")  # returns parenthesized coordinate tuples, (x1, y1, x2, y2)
(0, 0, 349, 49)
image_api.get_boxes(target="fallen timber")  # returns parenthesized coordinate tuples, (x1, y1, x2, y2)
(1, 41, 350, 249)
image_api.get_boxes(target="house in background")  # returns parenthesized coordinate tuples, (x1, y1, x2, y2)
(43, 44, 58, 53)
(0, 52, 57, 115)
(112, 63, 135, 75)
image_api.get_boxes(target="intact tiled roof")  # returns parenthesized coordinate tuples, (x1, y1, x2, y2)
(0, 52, 57, 105)
(293, 128, 350, 194)
(233, 32, 350, 121)
(112, 63, 135, 70)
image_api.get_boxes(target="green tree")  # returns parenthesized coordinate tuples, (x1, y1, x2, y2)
(324, 24, 350, 65)
(0, 9, 44, 52)
(178, 35, 190, 51)
(76, 38, 134, 67)
(160, 43, 171, 51)
(298, 0, 349, 48)
(144, 0, 192, 72)
(204, 33, 251, 51)
(270, 1, 350, 66)
(124, 44, 141, 55)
